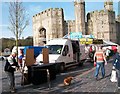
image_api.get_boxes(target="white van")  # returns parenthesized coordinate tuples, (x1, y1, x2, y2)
(36, 38, 86, 72)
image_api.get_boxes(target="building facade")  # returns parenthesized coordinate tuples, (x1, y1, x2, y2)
(33, 0, 120, 46)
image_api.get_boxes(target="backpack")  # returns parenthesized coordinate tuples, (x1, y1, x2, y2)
(4, 59, 15, 72)
(113, 53, 120, 70)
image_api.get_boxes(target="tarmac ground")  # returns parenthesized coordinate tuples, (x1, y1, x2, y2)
(1, 58, 120, 94)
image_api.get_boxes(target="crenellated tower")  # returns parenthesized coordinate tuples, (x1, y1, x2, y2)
(74, 0, 86, 34)
(104, 0, 116, 42)
(32, 8, 64, 46)
(104, 0, 113, 11)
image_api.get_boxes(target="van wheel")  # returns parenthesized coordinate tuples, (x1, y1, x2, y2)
(78, 61, 84, 66)
(60, 63, 65, 72)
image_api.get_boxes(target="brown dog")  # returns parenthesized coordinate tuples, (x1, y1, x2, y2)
(64, 76, 73, 86)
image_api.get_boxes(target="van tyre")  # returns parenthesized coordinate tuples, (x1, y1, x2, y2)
(60, 63, 65, 73)
(55, 63, 65, 73)
(78, 61, 84, 66)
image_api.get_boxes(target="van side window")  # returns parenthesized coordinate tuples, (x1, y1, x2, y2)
(62, 45, 69, 56)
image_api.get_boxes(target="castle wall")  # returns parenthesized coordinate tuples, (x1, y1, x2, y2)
(107, 11, 116, 43)
(63, 21, 68, 35)
(87, 10, 117, 43)
(116, 15, 120, 44)
(33, 8, 64, 46)
(66, 20, 75, 34)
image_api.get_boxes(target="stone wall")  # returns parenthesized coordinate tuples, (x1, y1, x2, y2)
(116, 15, 120, 44)
(87, 9, 117, 43)
(33, 8, 64, 46)
(66, 20, 75, 34)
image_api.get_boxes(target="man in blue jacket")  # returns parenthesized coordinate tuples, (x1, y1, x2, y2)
(113, 51, 120, 90)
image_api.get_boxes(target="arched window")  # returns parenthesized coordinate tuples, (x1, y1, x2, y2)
(39, 27, 46, 38)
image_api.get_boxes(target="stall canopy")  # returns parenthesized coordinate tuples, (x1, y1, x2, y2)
(63, 32, 94, 39)
(103, 40, 118, 46)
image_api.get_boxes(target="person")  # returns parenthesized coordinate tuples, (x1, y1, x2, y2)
(85, 44, 90, 60)
(4, 51, 19, 93)
(18, 49, 24, 69)
(94, 46, 107, 80)
(89, 45, 96, 62)
(20, 55, 29, 85)
(105, 48, 111, 61)
(113, 51, 120, 90)
(112, 46, 117, 54)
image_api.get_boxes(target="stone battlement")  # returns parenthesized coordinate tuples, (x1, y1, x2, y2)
(74, 0, 85, 5)
(33, 8, 63, 18)
(88, 9, 115, 17)
(104, 1, 113, 5)
(66, 20, 75, 23)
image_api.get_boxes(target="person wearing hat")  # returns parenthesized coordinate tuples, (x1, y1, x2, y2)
(4, 51, 19, 93)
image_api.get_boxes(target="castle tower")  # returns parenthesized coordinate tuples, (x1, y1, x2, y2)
(74, 0, 86, 34)
(33, 8, 64, 46)
(104, 0, 116, 43)
(104, 0, 113, 11)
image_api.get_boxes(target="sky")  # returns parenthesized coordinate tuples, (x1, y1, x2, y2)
(0, 0, 119, 39)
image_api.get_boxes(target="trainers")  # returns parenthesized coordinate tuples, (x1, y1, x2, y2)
(11, 90, 16, 93)
(95, 77, 98, 81)
(101, 76, 105, 79)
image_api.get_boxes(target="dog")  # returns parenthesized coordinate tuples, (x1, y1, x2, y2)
(64, 76, 74, 86)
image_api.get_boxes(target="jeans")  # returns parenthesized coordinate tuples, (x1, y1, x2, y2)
(117, 70, 120, 87)
(6, 71, 15, 90)
(94, 62, 105, 78)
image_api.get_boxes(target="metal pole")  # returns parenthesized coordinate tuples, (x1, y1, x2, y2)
(46, 69, 51, 89)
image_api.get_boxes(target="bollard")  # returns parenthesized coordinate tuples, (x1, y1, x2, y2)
(110, 66, 117, 82)
(47, 69, 51, 89)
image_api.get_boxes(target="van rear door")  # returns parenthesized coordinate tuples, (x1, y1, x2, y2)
(61, 41, 73, 64)
(71, 40, 80, 62)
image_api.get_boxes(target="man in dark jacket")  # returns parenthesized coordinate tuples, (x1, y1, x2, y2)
(4, 51, 19, 93)
(113, 51, 120, 90)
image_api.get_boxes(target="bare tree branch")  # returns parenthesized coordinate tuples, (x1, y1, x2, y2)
(8, 0, 29, 39)
(8, 0, 29, 62)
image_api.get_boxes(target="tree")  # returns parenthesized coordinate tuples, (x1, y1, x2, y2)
(8, 0, 29, 61)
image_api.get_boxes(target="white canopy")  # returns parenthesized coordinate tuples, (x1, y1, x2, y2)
(103, 40, 118, 46)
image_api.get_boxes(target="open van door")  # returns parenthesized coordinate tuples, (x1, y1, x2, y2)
(71, 40, 80, 63)
(61, 44, 73, 64)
